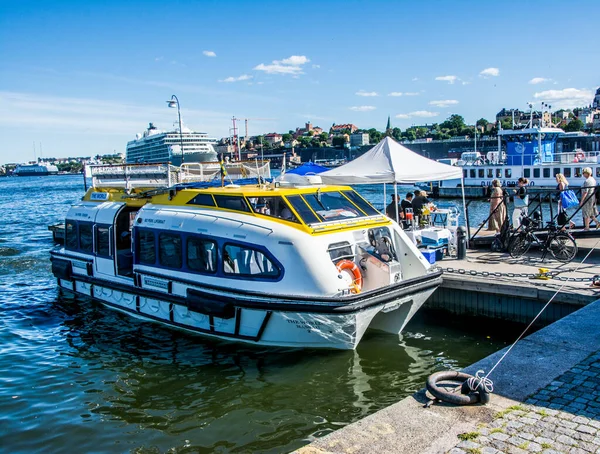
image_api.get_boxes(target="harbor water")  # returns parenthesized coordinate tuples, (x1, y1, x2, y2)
(1, 175, 520, 453)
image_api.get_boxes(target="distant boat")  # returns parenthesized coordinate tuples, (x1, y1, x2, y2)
(126, 122, 218, 165)
(13, 163, 59, 176)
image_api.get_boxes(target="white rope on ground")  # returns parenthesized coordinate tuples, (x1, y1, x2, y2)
(484, 238, 600, 381)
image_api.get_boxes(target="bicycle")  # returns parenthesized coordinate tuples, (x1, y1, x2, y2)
(508, 214, 578, 263)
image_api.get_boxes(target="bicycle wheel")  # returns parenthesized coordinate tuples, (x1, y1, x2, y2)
(548, 233, 578, 263)
(508, 233, 531, 258)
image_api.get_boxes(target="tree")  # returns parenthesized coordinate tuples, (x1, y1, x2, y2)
(440, 114, 466, 133)
(298, 136, 312, 147)
(332, 136, 346, 148)
(320, 132, 329, 142)
(563, 118, 584, 132)
(391, 127, 402, 141)
(476, 118, 489, 130)
(367, 128, 382, 144)
(500, 119, 513, 131)
(254, 135, 264, 146)
(281, 133, 293, 143)
(404, 129, 417, 141)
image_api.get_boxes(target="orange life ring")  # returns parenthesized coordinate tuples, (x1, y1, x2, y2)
(576, 151, 585, 162)
(336, 259, 362, 292)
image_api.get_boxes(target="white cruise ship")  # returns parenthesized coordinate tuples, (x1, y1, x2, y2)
(14, 163, 59, 176)
(126, 123, 218, 165)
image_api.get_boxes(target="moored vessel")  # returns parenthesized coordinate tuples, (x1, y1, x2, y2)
(50, 164, 441, 349)
(14, 163, 59, 176)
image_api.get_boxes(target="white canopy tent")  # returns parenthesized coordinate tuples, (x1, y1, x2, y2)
(320, 136, 466, 226)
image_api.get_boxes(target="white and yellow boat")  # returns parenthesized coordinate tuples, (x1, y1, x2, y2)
(51, 164, 441, 349)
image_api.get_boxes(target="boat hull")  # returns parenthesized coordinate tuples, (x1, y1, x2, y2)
(53, 262, 441, 350)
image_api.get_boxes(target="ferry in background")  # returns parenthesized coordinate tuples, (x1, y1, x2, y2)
(126, 122, 218, 166)
(426, 127, 600, 198)
(13, 163, 59, 176)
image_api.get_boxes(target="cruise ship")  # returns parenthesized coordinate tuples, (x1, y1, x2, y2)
(14, 163, 59, 176)
(126, 123, 218, 165)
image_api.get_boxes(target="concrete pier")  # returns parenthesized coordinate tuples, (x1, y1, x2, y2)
(295, 298, 600, 454)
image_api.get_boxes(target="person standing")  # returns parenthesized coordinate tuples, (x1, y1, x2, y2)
(411, 190, 430, 217)
(512, 177, 529, 229)
(385, 194, 400, 221)
(487, 179, 506, 233)
(400, 192, 414, 228)
(581, 167, 599, 230)
(556, 173, 576, 229)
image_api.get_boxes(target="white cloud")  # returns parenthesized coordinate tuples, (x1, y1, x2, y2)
(462, 81, 471, 85)
(412, 77, 419, 81)
(529, 77, 549, 85)
(435, 75, 458, 84)
(312, 64, 320, 69)
(429, 99, 459, 108)
(203, 50, 217, 57)
(388, 92, 403, 97)
(349, 106, 376, 112)
(479, 67, 500, 78)
(356, 90, 378, 97)
(254, 55, 310, 75)
(404, 92, 420, 96)
(219, 74, 253, 83)
(395, 110, 439, 119)
(533, 88, 593, 109)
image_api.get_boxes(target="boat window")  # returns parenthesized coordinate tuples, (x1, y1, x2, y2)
(470, 169, 476, 178)
(543, 168, 550, 178)
(249, 196, 299, 223)
(159, 233, 182, 269)
(524, 168, 531, 178)
(463, 169, 467, 178)
(187, 193, 216, 207)
(65, 220, 78, 250)
(478, 169, 484, 178)
(223, 244, 279, 278)
(96, 226, 111, 257)
(575, 167, 582, 178)
(553, 168, 561, 177)
(79, 223, 93, 253)
(328, 241, 353, 261)
(533, 168, 540, 178)
(186, 237, 217, 274)
(302, 191, 363, 222)
(342, 191, 380, 216)
(487, 169, 493, 178)
(564, 168, 571, 178)
(285, 195, 321, 224)
(496, 169, 502, 178)
(213, 195, 250, 212)
(597, 168, 600, 178)
(138, 230, 156, 265)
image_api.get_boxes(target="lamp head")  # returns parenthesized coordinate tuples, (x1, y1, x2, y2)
(166, 100, 177, 108)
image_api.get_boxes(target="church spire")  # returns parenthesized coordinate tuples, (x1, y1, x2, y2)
(385, 115, 392, 136)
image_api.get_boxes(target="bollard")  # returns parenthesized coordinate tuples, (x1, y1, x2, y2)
(456, 226, 467, 260)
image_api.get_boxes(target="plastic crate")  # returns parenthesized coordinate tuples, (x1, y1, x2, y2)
(421, 236, 449, 247)
(420, 249, 436, 264)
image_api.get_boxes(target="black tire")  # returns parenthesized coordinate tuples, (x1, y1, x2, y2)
(548, 233, 578, 263)
(426, 371, 480, 405)
(509, 233, 531, 258)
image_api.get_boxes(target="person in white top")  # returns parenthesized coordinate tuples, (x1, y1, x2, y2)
(580, 167, 599, 230)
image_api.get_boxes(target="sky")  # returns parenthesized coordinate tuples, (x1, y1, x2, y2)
(0, 0, 599, 164)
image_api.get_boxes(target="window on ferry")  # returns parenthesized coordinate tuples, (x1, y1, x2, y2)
(249, 196, 298, 222)
(553, 168, 561, 177)
(302, 191, 364, 222)
(138, 230, 156, 265)
(342, 191, 380, 216)
(187, 193, 216, 207)
(187, 237, 217, 273)
(328, 241, 353, 262)
(463, 169, 467, 178)
(487, 169, 493, 178)
(285, 195, 321, 224)
(496, 169, 502, 178)
(524, 168, 531, 178)
(213, 195, 250, 212)
(96, 226, 111, 257)
(564, 168, 571, 178)
(533, 169, 540, 178)
(65, 220, 78, 250)
(478, 169, 484, 178)
(223, 244, 279, 277)
(505, 169, 512, 178)
(79, 223, 93, 253)
(543, 168, 550, 178)
(597, 168, 600, 178)
(469, 169, 476, 178)
(575, 168, 582, 178)
(159, 233, 182, 269)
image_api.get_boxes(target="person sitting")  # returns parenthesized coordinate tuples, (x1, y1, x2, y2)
(400, 192, 413, 229)
(412, 190, 431, 217)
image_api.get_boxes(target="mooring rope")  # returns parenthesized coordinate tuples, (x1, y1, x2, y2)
(483, 238, 600, 381)
(467, 369, 494, 393)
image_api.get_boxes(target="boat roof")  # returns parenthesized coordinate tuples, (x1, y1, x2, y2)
(498, 127, 564, 136)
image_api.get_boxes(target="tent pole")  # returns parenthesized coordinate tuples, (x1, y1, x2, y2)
(460, 175, 469, 247)
(394, 182, 399, 223)
(383, 183, 386, 210)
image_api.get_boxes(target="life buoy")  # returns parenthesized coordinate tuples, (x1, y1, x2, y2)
(336, 259, 362, 292)
(576, 151, 585, 162)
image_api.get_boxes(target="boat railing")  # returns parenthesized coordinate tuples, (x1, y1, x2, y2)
(89, 163, 179, 189)
(179, 161, 271, 183)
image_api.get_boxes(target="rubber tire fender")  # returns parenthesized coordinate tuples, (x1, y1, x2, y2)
(426, 371, 485, 405)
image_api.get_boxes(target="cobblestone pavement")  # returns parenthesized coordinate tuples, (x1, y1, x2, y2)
(449, 352, 600, 454)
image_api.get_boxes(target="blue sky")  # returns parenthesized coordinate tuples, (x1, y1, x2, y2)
(1, 0, 599, 164)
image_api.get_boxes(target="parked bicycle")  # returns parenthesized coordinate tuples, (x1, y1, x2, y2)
(508, 213, 578, 263)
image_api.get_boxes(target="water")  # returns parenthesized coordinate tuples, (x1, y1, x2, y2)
(0, 175, 516, 453)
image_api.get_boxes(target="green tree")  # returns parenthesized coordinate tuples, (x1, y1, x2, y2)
(332, 136, 346, 148)
(500, 119, 513, 130)
(391, 127, 402, 141)
(281, 133, 293, 143)
(368, 128, 382, 143)
(298, 136, 312, 148)
(404, 129, 417, 141)
(254, 135, 265, 146)
(440, 114, 466, 133)
(320, 132, 329, 142)
(563, 118, 584, 132)
(476, 118, 489, 130)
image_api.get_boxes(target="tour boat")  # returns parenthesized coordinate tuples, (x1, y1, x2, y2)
(50, 164, 441, 349)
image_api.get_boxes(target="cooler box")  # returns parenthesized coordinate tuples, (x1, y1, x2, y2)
(421, 228, 451, 247)
(420, 249, 436, 264)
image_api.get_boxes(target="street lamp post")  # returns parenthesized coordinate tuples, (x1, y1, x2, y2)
(166, 95, 184, 165)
